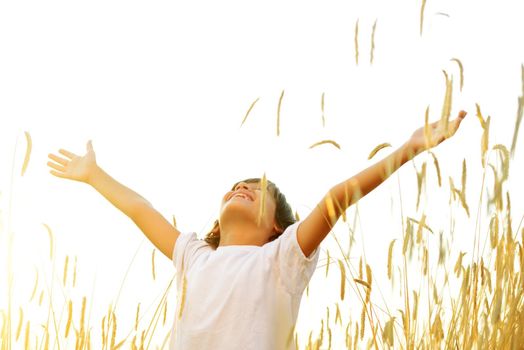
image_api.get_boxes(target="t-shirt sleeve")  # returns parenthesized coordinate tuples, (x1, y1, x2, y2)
(264, 220, 321, 295)
(172, 231, 210, 287)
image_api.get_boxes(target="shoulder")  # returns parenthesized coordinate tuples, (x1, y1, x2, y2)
(264, 220, 320, 261)
(172, 231, 213, 266)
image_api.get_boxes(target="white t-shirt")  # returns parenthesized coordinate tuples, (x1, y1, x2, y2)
(169, 221, 321, 350)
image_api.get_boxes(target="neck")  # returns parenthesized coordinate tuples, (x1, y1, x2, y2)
(218, 219, 270, 247)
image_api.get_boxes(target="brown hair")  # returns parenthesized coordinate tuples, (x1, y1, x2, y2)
(204, 178, 296, 249)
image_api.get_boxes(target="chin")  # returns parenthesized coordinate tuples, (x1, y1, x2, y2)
(220, 201, 257, 222)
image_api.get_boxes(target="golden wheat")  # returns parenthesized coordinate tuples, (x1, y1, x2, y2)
(429, 151, 442, 187)
(382, 316, 394, 347)
(162, 300, 167, 326)
(335, 303, 342, 325)
(353, 279, 370, 289)
(420, 0, 427, 35)
(65, 299, 72, 338)
(73, 256, 77, 288)
(424, 105, 431, 150)
(413, 291, 419, 321)
(325, 249, 330, 277)
(21, 131, 32, 176)
(365, 264, 372, 304)
(257, 173, 268, 227)
(416, 162, 427, 210)
(360, 307, 365, 339)
(29, 268, 38, 301)
(450, 58, 464, 91)
(354, 19, 359, 65)
(387, 239, 395, 280)
(240, 97, 260, 127)
(63, 255, 69, 286)
(338, 259, 346, 300)
(440, 70, 453, 133)
(277, 90, 285, 136)
(110, 311, 117, 350)
(135, 303, 140, 331)
(15, 307, 23, 341)
(79, 296, 86, 332)
(370, 20, 377, 65)
(368, 143, 391, 160)
(309, 140, 341, 150)
(24, 321, 30, 350)
(178, 273, 187, 320)
(454, 252, 465, 277)
(151, 249, 156, 281)
(42, 223, 54, 260)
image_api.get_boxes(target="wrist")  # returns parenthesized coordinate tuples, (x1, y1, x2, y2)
(399, 141, 420, 163)
(86, 164, 103, 187)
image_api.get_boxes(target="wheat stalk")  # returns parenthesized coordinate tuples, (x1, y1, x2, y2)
(510, 64, 524, 156)
(257, 173, 268, 227)
(65, 300, 72, 338)
(450, 58, 464, 91)
(15, 307, 23, 341)
(387, 239, 396, 280)
(63, 255, 69, 286)
(338, 259, 346, 300)
(368, 143, 391, 160)
(309, 140, 341, 150)
(240, 97, 260, 127)
(420, 0, 427, 35)
(370, 19, 377, 65)
(21, 131, 32, 176)
(354, 19, 359, 65)
(151, 249, 156, 281)
(277, 90, 285, 136)
(42, 224, 54, 260)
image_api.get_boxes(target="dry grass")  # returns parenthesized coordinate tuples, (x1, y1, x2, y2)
(309, 140, 341, 150)
(368, 143, 391, 160)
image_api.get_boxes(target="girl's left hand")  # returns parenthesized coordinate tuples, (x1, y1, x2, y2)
(408, 110, 467, 155)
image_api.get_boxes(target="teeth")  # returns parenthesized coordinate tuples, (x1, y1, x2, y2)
(233, 193, 250, 200)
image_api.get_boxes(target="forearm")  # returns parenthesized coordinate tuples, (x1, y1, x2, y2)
(297, 111, 466, 257)
(87, 165, 150, 218)
(327, 142, 418, 220)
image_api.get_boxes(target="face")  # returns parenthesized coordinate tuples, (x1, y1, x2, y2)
(219, 180, 279, 234)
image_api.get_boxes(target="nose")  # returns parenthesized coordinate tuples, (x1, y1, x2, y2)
(234, 182, 249, 191)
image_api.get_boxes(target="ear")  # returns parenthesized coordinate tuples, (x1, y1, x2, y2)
(273, 223, 283, 235)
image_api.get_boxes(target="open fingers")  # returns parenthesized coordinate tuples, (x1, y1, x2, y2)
(58, 148, 78, 159)
(450, 110, 467, 134)
(47, 161, 66, 173)
(48, 153, 69, 167)
(49, 170, 69, 179)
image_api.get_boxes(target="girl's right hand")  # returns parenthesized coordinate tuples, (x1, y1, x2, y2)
(47, 140, 98, 184)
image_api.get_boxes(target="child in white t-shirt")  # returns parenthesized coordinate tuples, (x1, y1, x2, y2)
(170, 178, 320, 349)
(47, 110, 467, 349)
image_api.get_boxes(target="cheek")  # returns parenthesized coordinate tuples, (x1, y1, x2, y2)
(264, 201, 277, 222)
(221, 191, 232, 204)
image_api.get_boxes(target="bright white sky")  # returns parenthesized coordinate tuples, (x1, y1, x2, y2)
(1, 0, 523, 348)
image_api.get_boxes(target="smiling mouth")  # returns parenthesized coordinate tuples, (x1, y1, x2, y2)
(230, 193, 253, 201)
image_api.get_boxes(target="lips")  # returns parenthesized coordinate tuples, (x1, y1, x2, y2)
(229, 191, 254, 201)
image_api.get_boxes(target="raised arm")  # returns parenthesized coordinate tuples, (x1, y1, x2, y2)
(296, 110, 468, 257)
(47, 140, 180, 259)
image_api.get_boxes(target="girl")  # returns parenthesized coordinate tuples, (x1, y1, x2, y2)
(47, 110, 467, 349)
